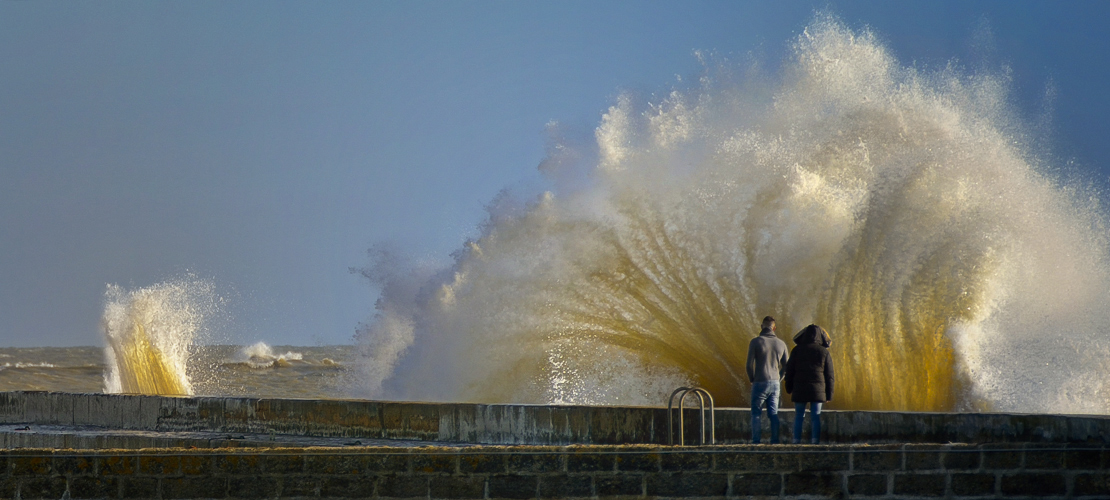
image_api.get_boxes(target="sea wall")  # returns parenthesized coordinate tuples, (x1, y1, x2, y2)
(2, 392, 1109, 446)
(1, 444, 1107, 499)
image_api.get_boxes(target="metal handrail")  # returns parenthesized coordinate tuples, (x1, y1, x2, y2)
(667, 387, 715, 445)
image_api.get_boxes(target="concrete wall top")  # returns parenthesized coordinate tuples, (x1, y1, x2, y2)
(1, 392, 1107, 446)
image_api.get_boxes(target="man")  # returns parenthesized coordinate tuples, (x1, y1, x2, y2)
(746, 316, 788, 444)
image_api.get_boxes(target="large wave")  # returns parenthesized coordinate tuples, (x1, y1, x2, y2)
(349, 17, 1110, 413)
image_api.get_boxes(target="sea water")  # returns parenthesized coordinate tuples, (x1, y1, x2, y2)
(0, 344, 351, 399)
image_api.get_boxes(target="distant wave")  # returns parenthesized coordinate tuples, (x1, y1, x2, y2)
(229, 342, 310, 369)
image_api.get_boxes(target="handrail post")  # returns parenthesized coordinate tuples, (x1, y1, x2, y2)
(678, 389, 704, 446)
(667, 387, 689, 446)
(667, 387, 716, 446)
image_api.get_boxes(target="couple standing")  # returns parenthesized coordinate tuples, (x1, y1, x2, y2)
(745, 316, 835, 444)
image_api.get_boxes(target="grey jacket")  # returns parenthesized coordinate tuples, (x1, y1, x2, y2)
(746, 328, 788, 383)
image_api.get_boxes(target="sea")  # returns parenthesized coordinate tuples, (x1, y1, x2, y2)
(0, 344, 353, 399)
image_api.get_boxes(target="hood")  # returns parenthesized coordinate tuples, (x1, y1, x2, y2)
(793, 324, 831, 347)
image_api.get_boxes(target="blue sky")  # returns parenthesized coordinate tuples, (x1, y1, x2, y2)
(2, 1, 1108, 347)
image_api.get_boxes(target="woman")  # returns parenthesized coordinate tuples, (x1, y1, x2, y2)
(784, 324, 834, 444)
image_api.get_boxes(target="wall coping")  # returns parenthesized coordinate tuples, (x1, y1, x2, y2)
(2, 391, 1107, 446)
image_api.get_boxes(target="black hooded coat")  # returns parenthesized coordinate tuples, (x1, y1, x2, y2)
(784, 325, 835, 403)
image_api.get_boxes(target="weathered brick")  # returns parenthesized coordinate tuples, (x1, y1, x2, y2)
(784, 472, 841, 496)
(1065, 446, 1102, 470)
(0, 476, 15, 500)
(140, 455, 181, 475)
(981, 444, 1022, 469)
(716, 450, 791, 472)
(319, 476, 375, 498)
(904, 445, 943, 470)
(507, 452, 563, 473)
(378, 474, 427, 498)
(661, 451, 711, 471)
(228, 475, 280, 499)
(614, 451, 659, 472)
(262, 455, 302, 474)
(731, 473, 781, 496)
(538, 475, 592, 498)
(278, 475, 318, 497)
(121, 477, 158, 499)
(1023, 443, 1065, 469)
(1000, 473, 1065, 496)
(413, 452, 457, 474)
(893, 473, 946, 496)
(12, 456, 52, 475)
(69, 476, 118, 499)
(162, 476, 229, 499)
(180, 455, 212, 475)
(798, 447, 851, 471)
(99, 456, 137, 476)
(216, 455, 260, 475)
(53, 455, 95, 475)
(460, 453, 504, 474)
(847, 474, 886, 496)
(853, 446, 902, 471)
(18, 476, 68, 499)
(595, 474, 641, 496)
(490, 475, 537, 497)
(761, 446, 813, 472)
(646, 472, 727, 497)
(942, 446, 979, 470)
(567, 451, 610, 472)
(951, 473, 995, 496)
(488, 474, 537, 499)
(306, 454, 353, 475)
(363, 453, 410, 473)
(1073, 473, 1110, 497)
(430, 475, 486, 499)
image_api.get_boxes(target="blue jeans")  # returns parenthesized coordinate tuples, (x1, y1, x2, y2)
(750, 381, 780, 444)
(793, 402, 823, 444)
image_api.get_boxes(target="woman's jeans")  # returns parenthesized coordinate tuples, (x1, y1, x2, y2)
(749, 381, 780, 444)
(793, 402, 823, 444)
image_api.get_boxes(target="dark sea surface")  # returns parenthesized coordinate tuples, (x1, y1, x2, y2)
(0, 345, 354, 399)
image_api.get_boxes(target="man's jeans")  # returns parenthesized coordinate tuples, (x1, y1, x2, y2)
(793, 402, 824, 444)
(750, 381, 780, 444)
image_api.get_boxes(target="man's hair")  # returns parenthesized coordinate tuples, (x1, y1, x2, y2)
(761, 316, 776, 329)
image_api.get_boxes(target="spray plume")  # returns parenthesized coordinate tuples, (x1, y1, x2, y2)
(351, 17, 1110, 413)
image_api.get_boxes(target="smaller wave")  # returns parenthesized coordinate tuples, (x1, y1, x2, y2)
(234, 342, 305, 369)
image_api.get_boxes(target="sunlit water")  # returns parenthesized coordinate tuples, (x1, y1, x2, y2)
(346, 17, 1110, 413)
(0, 345, 351, 399)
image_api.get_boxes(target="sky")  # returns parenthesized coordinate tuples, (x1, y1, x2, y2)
(2, 1, 1108, 347)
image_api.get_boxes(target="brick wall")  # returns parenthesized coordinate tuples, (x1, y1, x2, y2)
(1, 443, 1107, 499)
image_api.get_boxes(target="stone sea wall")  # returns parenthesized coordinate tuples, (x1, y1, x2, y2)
(2, 391, 1108, 446)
